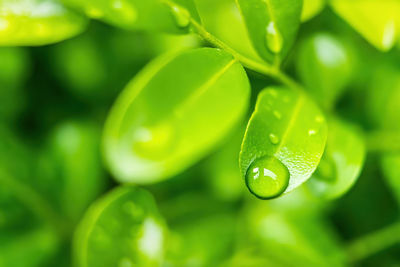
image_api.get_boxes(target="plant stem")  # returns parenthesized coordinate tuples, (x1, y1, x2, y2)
(189, 19, 301, 89)
(347, 221, 400, 262)
(366, 131, 400, 153)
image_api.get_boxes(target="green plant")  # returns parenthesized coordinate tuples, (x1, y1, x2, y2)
(1, 0, 400, 266)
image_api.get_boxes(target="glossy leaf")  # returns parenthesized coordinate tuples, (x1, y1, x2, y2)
(236, 0, 302, 64)
(330, 0, 400, 51)
(195, 0, 263, 63)
(301, 0, 325, 22)
(307, 119, 366, 199)
(0, 0, 88, 46)
(62, 0, 199, 33)
(73, 186, 167, 267)
(296, 33, 352, 109)
(240, 87, 328, 199)
(103, 48, 250, 184)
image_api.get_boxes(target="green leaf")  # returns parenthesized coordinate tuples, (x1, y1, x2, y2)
(0, 0, 88, 46)
(296, 33, 353, 110)
(38, 120, 107, 223)
(330, 0, 400, 51)
(194, 0, 263, 63)
(239, 87, 327, 199)
(381, 154, 400, 205)
(301, 0, 325, 22)
(307, 118, 366, 199)
(236, 0, 302, 64)
(103, 48, 250, 184)
(73, 186, 167, 267)
(62, 0, 199, 33)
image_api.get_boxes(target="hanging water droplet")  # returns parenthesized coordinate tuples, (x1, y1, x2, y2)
(269, 133, 279, 144)
(265, 21, 283, 54)
(273, 110, 282, 119)
(245, 156, 290, 199)
(308, 129, 317, 136)
(170, 5, 190, 28)
(119, 257, 133, 267)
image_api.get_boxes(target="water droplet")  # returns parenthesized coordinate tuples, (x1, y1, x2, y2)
(245, 156, 290, 199)
(119, 257, 133, 267)
(265, 21, 283, 54)
(273, 110, 281, 119)
(170, 5, 190, 28)
(269, 133, 279, 144)
(308, 129, 317, 136)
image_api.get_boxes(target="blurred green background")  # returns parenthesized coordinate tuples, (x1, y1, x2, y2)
(1, 0, 400, 267)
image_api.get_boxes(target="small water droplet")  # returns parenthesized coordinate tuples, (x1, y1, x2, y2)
(119, 257, 133, 267)
(265, 21, 283, 54)
(269, 133, 279, 144)
(273, 110, 282, 119)
(170, 5, 190, 28)
(245, 156, 290, 199)
(308, 129, 317, 136)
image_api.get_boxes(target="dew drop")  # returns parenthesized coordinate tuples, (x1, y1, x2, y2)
(170, 5, 190, 28)
(273, 110, 282, 119)
(265, 21, 283, 54)
(269, 133, 279, 144)
(245, 156, 290, 199)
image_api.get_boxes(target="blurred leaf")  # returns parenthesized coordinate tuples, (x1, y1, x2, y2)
(301, 0, 325, 22)
(204, 127, 246, 202)
(0, 47, 30, 121)
(0, 226, 59, 267)
(296, 33, 353, 110)
(63, 0, 199, 33)
(236, 0, 302, 64)
(166, 213, 236, 266)
(307, 118, 366, 199)
(330, 0, 400, 51)
(367, 64, 400, 130)
(381, 154, 400, 205)
(103, 48, 250, 184)
(74, 186, 167, 267)
(240, 201, 345, 267)
(37, 120, 106, 224)
(0, 0, 88, 46)
(240, 87, 327, 199)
